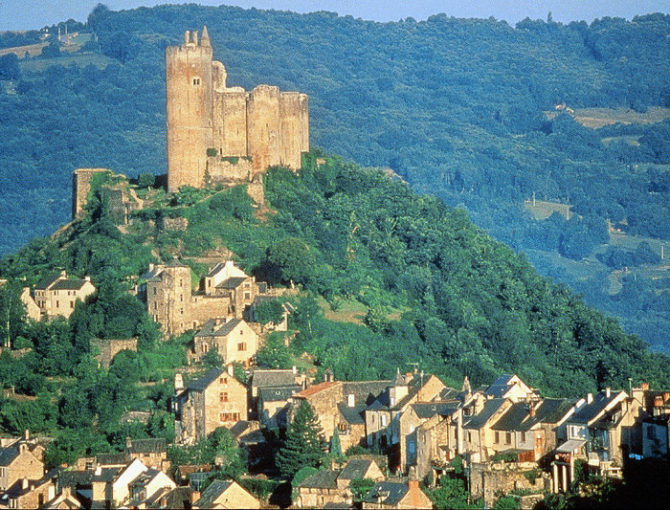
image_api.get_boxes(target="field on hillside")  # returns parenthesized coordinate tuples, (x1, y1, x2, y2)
(545, 106, 670, 128)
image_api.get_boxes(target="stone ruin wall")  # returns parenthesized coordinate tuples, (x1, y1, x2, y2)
(72, 168, 112, 220)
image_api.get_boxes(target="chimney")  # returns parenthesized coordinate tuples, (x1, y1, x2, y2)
(663, 392, 670, 403)
(292, 365, 297, 375)
(24, 429, 29, 441)
(95, 464, 102, 476)
(606, 387, 611, 398)
(227, 364, 234, 376)
(85, 276, 91, 282)
(48, 484, 55, 501)
(148, 263, 155, 272)
(347, 394, 355, 408)
(654, 395, 664, 407)
(22, 478, 29, 490)
(529, 403, 536, 418)
(184, 31, 190, 44)
(408, 479, 419, 490)
(587, 393, 594, 404)
(641, 382, 650, 391)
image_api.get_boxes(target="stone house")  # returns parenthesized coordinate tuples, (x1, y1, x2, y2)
(642, 415, 670, 458)
(257, 385, 302, 429)
(247, 296, 293, 332)
(249, 367, 309, 422)
(42, 486, 83, 509)
(399, 401, 461, 474)
(361, 480, 432, 509)
(462, 398, 513, 463)
(364, 372, 447, 471)
(0, 471, 57, 509)
(125, 438, 169, 472)
(191, 318, 260, 366)
(192, 479, 260, 509)
(143, 260, 264, 336)
(174, 367, 248, 444)
(91, 338, 138, 369)
(0, 441, 44, 491)
(128, 468, 177, 507)
(30, 270, 95, 319)
(295, 459, 385, 508)
(19, 287, 41, 321)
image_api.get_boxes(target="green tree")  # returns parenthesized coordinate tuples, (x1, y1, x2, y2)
(276, 401, 326, 479)
(330, 427, 342, 456)
(256, 332, 293, 369)
(0, 279, 26, 348)
(254, 299, 285, 325)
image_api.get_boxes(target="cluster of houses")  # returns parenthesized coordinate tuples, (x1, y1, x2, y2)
(1, 368, 669, 509)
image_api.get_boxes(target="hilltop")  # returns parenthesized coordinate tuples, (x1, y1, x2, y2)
(0, 5, 669, 353)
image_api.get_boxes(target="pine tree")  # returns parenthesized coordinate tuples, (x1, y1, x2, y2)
(276, 400, 325, 478)
(330, 427, 342, 457)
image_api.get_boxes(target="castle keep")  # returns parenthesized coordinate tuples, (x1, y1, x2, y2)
(165, 27, 309, 193)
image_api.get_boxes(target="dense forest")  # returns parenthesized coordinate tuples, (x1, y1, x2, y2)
(1, 154, 669, 468)
(0, 5, 669, 351)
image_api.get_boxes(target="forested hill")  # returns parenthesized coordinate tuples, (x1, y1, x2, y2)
(1, 5, 670, 349)
(2, 155, 669, 403)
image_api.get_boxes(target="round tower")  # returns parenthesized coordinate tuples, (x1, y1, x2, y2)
(166, 28, 214, 192)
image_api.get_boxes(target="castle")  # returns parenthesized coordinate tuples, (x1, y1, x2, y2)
(165, 27, 309, 193)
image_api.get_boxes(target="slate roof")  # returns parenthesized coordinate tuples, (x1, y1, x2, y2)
(570, 391, 624, 424)
(297, 470, 339, 489)
(338, 403, 367, 425)
(363, 482, 409, 505)
(96, 452, 130, 466)
(92, 467, 121, 483)
(187, 367, 224, 392)
(194, 480, 233, 507)
(259, 385, 301, 402)
(342, 380, 391, 407)
(464, 399, 508, 429)
(485, 374, 516, 398)
(338, 459, 373, 480)
(217, 277, 247, 289)
(128, 438, 166, 454)
(520, 398, 577, 430)
(130, 468, 161, 488)
(51, 279, 88, 290)
(194, 318, 243, 338)
(166, 258, 187, 268)
(34, 271, 63, 290)
(412, 401, 461, 419)
(491, 402, 530, 431)
(206, 262, 228, 277)
(0, 447, 19, 466)
(251, 369, 297, 389)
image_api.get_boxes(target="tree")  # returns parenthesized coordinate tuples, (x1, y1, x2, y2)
(276, 401, 325, 479)
(256, 332, 293, 369)
(0, 279, 26, 348)
(253, 299, 285, 325)
(0, 53, 20, 80)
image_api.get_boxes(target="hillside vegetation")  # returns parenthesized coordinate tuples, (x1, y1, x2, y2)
(0, 5, 669, 351)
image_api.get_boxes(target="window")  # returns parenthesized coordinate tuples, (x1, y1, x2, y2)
(220, 412, 240, 422)
(521, 432, 527, 443)
(153, 288, 157, 295)
(244, 292, 251, 300)
(56, 300, 59, 308)
(238, 342, 246, 351)
(408, 439, 415, 455)
(506, 432, 512, 445)
(70, 301, 74, 309)
(468, 432, 472, 443)
(220, 392, 228, 402)
(338, 422, 347, 431)
(193, 77, 201, 86)
(495, 431, 500, 443)
(381, 415, 387, 427)
(219, 377, 228, 385)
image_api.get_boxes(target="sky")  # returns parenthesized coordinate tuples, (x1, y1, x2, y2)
(1, 0, 669, 31)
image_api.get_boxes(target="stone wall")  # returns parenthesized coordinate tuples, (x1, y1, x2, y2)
(469, 462, 549, 508)
(92, 338, 138, 369)
(72, 168, 112, 220)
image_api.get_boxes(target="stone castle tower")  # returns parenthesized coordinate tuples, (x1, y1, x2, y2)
(165, 27, 309, 193)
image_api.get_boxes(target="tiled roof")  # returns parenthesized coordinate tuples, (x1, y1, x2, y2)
(34, 271, 64, 290)
(464, 399, 508, 429)
(217, 277, 247, 289)
(251, 369, 298, 389)
(491, 402, 529, 431)
(363, 482, 409, 505)
(51, 279, 88, 290)
(520, 398, 577, 430)
(195, 318, 243, 338)
(342, 381, 391, 407)
(0, 447, 18, 466)
(259, 385, 301, 402)
(338, 459, 373, 480)
(570, 391, 624, 424)
(194, 480, 233, 507)
(412, 401, 461, 419)
(294, 381, 340, 398)
(338, 403, 367, 425)
(485, 374, 515, 398)
(187, 367, 225, 392)
(297, 469, 339, 489)
(128, 438, 166, 454)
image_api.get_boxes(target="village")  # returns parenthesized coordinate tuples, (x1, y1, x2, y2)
(1, 24, 670, 510)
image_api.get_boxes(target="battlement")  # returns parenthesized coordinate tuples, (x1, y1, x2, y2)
(165, 27, 309, 195)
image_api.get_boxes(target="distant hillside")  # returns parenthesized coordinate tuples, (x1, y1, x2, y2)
(2, 154, 669, 400)
(0, 5, 669, 350)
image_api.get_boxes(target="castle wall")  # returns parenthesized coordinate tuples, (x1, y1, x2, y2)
(247, 85, 281, 174)
(280, 92, 306, 170)
(221, 90, 249, 157)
